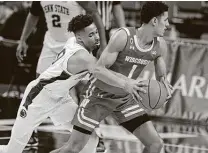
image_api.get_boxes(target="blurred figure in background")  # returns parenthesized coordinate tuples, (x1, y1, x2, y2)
(95, 1, 126, 57)
(0, 1, 40, 42)
(0, 1, 45, 86)
(16, 1, 106, 77)
(0, 1, 32, 26)
(0, 2, 14, 26)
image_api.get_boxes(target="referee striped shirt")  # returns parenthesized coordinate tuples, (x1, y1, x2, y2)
(95, 1, 121, 30)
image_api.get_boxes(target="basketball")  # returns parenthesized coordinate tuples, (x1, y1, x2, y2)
(137, 80, 168, 111)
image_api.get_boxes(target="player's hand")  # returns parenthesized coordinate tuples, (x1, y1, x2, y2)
(16, 41, 28, 62)
(124, 79, 148, 102)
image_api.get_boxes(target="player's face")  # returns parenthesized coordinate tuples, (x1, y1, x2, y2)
(79, 23, 100, 52)
(155, 11, 169, 37)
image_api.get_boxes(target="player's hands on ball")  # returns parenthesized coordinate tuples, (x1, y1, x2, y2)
(124, 79, 148, 102)
(16, 41, 28, 62)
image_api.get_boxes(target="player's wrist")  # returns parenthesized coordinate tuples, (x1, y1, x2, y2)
(123, 79, 130, 93)
(19, 38, 27, 44)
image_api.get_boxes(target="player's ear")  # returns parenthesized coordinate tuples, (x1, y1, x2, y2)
(151, 17, 158, 26)
(76, 33, 83, 42)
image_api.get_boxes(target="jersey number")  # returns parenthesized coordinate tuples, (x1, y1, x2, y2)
(52, 14, 61, 27)
(128, 65, 138, 78)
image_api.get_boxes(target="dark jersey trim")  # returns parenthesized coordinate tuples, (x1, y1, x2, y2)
(23, 71, 70, 109)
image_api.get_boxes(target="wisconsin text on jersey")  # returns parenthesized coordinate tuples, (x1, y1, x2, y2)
(125, 56, 151, 65)
(43, 4, 69, 15)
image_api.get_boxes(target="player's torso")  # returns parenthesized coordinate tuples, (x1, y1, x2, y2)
(41, 1, 84, 42)
(38, 37, 89, 97)
(94, 27, 161, 95)
(111, 27, 160, 79)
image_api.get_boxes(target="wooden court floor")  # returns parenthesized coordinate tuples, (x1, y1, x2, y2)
(0, 119, 208, 153)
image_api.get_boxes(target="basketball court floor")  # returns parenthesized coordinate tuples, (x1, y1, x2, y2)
(0, 118, 208, 153)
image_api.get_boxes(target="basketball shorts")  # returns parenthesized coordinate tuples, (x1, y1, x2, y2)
(72, 90, 147, 132)
(16, 80, 78, 130)
(8, 80, 99, 153)
(36, 31, 66, 74)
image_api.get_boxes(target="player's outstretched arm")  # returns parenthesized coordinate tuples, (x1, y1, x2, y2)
(77, 1, 107, 53)
(66, 49, 97, 75)
(16, 2, 41, 62)
(154, 38, 173, 99)
(66, 30, 126, 86)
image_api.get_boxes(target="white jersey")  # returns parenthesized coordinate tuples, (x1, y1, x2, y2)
(31, 1, 84, 42)
(41, 1, 84, 42)
(37, 37, 88, 97)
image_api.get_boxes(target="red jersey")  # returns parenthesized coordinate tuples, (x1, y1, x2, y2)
(86, 27, 162, 96)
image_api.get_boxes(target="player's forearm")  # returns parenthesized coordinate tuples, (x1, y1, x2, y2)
(155, 66, 167, 82)
(20, 13, 39, 42)
(155, 58, 167, 82)
(92, 66, 127, 90)
(113, 5, 126, 27)
(111, 70, 130, 81)
(155, 65, 164, 81)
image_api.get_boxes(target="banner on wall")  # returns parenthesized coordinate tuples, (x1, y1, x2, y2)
(140, 39, 208, 123)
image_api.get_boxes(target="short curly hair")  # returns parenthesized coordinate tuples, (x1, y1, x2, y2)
(68, 14, 93, 33)
(141, 1, 168, 24)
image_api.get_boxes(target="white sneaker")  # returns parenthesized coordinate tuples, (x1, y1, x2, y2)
(0, 145, 7, 153)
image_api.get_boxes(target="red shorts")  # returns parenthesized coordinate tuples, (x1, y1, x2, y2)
(72, 87, 147, 132)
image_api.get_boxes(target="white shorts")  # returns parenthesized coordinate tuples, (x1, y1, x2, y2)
(17, 80, 77, 128)
(7, 80, 98, 153)
(36, 32, 67, 74)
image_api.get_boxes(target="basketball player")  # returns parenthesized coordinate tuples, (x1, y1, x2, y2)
(15, 1, 106, 147)
(16, 1, 106, 77)
(53, 2, 173, 153)
(0, 14, 101, 153)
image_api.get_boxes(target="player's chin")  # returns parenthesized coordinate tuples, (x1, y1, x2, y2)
(94, 44, 100, 50)
(95, 41, 100, 46)
(92, 45, 100, 54)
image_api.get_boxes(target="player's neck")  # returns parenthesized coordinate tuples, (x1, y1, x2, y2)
(76, 39, 91, 52)
(136, 25, 155, 47)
